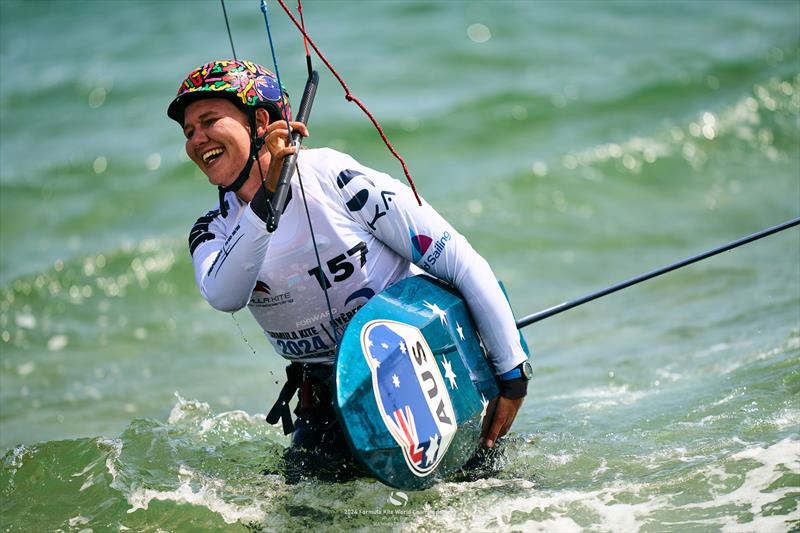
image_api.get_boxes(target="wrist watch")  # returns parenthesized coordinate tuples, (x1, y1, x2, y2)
(499, 360, 533, 381)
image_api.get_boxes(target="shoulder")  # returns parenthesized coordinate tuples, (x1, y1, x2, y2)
(299, 147, 400, 193)
(296, 147, 369, 200)
(187, 195, 238, 255)
(298, 147, 362, 178)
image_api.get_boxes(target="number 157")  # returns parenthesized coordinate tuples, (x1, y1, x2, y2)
(308, 241, 368, 290)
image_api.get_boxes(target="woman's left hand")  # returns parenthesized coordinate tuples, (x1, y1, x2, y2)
(263, 120, 309, 190)
(479, 395, 525, 449)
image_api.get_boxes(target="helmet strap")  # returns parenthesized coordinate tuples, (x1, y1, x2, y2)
(217, 108, 266, 217)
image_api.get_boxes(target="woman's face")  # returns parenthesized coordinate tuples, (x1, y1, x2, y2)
(183, 99, 252, 188)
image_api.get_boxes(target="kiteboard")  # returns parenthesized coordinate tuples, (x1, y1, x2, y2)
(334, 274, 527, 490)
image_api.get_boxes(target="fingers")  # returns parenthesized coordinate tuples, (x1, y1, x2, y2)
(264, 121, 309, 162)
(479, 397, 503, 449)
(291, 121, 309, 138)
(479, 396, 524, 449)
(266, 120, 309, 140)
(483, 401, 507, 449)
(479, 397, 498, 441)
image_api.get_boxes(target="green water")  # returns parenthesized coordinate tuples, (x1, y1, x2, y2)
(1, 0, 798, 531)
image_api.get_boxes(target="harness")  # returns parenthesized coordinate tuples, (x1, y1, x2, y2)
(266, 361, 335, 435)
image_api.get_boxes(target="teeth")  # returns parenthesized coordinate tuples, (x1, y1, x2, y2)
(202, 148, 223, 164)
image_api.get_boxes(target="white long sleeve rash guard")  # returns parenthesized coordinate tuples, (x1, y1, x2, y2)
(189, 148, 527, 375)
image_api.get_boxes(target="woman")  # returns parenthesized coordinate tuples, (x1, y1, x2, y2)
(167, 59, 531, 465)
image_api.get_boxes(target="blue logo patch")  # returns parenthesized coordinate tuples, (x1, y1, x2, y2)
(361, 320, 456, 477)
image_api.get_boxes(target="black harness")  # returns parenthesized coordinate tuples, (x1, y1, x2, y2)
(266, 361, 336, 436)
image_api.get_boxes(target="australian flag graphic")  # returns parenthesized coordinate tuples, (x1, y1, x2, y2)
(363, 321, 455, 476)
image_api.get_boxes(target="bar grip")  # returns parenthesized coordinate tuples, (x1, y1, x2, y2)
(267, 70, 319, 232)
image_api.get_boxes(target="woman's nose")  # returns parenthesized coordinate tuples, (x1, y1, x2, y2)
(187, 127, 209, 149)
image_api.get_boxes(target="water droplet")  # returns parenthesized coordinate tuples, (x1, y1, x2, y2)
(48, 335, 68, 351)
(146, 153, 161, 171)
(93, 156, 107, 174)
(622, 154, 637, 170)
(15, 314, 35, 329)
(511, 105, 528, 120)
(467, 199, 483, 215)
(17, 362, 35, 376)
(467, 23, 491, 43)
(88, 87, 106, 109)
(702, 112, 716, 126)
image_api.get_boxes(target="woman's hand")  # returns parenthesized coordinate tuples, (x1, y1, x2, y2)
(479, 395, 525, 449)
(263, 120, 309, 191)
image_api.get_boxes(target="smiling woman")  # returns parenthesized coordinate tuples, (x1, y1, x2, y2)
(1, 0, 798, 530)
(183, 100, 266, 189)
(165, 57, 532, 478)
(167, 59, 292, 215)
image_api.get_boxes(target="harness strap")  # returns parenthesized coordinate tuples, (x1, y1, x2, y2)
(266, 363, 302, 434)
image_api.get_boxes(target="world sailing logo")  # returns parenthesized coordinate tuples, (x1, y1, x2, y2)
(361, 320, 456, 477)
(410, 231, 451, 270)
(410, 232, 433, 263)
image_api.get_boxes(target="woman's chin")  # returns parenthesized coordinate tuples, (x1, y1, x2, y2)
(205, 169, 231, 188)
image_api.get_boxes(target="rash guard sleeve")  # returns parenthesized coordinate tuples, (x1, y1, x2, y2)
(188, 202, 272, 313)
(327, 155, 528, 375)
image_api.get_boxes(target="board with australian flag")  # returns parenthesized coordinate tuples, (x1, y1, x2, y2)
(335, 275, 519, 489)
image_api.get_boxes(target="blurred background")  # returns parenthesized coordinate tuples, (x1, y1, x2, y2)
(1, 1, 798, 531)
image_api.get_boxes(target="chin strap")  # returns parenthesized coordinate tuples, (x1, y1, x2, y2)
(218, 109, 266, 217)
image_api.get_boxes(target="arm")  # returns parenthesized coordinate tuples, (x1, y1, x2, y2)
(331, 159, 529, 447)
(188, 202, 272, 312)
(332, 158, 528, 374)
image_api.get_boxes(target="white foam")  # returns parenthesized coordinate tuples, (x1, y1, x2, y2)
(694, 342, 730, 358)
(545, 453, 575, 466)
(101, 427, 271, 525)
(655, 367, 683, 383)
(198, 410, 264, 436)
(101, 438, 123, 490)
(591, 458, 609, 478)
(124, 465, 267, 525)
(710, 390, 741, 408)
(552, 383, 649, 411)
(68, 515, 90, 527)
(423, 478, 669, 533)
(683, 438, 800, 532)
(421, 439, 800, 531)
(765, 408, 800, 431)
(642, 446, 697, 471)
(167, 392, 211, 424)
(719, 342, 795, 376)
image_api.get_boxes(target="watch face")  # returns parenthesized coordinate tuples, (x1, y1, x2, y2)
(521, 361, 533, 380)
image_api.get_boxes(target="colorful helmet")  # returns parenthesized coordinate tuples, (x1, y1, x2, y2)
(167, 59, 291, 125)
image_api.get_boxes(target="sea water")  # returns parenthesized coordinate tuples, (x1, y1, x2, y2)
(1, 1, 798, 531)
